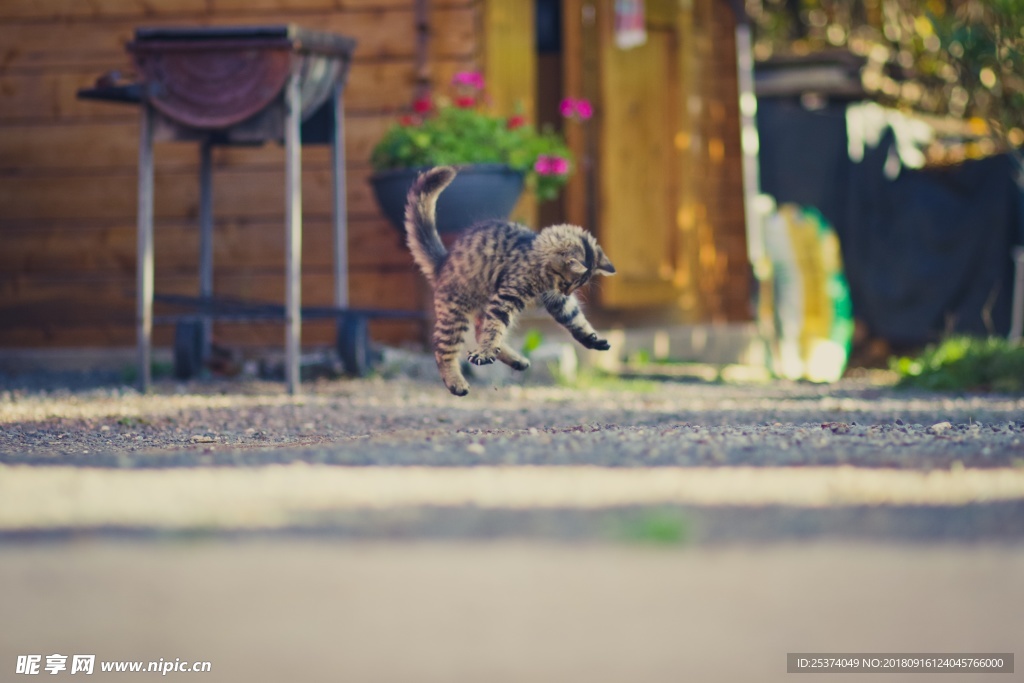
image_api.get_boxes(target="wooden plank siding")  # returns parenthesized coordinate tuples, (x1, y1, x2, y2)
(0, 1, 482, 348)
(695, 0, 751, 322)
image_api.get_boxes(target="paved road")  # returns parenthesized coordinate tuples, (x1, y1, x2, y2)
(1, 376, 1022, 681)
(2, 541, 1021, 683)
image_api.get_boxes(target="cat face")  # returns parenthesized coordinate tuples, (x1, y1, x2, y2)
(551, 234, 616, 295)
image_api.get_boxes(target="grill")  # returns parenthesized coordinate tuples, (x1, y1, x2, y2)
(80, 25, 407, 393)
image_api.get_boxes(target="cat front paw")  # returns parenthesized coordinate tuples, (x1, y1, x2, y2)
(467, 349, 496, 366)
(580, 333, 611, 351)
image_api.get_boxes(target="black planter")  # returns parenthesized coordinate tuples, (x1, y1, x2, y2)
(369, 164, 525, 235)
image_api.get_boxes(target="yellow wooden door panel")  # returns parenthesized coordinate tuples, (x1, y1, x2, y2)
(598, 17, 678, 308)
(483, 0, 538, 228)
(562, 0, 741, 319)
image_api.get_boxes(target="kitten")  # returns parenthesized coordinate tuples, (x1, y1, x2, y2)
(405, 165, 616, 396)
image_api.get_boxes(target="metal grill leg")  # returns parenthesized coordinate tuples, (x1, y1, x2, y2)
(332, 81, 349, 309)
(284, 71, 303, 395)
(137, 104, 155, 392)
(199, 139, 214, 365)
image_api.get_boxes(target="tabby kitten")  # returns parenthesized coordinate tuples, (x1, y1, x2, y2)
(405, 166, 616, 396)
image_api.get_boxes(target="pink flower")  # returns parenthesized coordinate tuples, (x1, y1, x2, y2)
(399, 114, 419, 127)
(412, 97, 432, 114)
(507, 114, 527, 130)
(452, 71, 485, 90)
(574, 98, 593, 120)
(559, 97, 593, 120)
(454, 95, 477, 109)
(534, 155, 570, 175)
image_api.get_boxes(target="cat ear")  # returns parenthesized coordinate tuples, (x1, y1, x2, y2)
(595, 248, 616, 276)
(566, 258, 588, 276)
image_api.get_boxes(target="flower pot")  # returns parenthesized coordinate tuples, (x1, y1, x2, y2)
(369, 164, 525, 235)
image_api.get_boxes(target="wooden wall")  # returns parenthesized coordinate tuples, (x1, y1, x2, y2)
(0, 0, 480, 349)
(699, 0, 751, 322)
(0, 0, 750, 354)
(683, 0, 751, 322)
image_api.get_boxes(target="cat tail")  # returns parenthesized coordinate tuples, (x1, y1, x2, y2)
(404, 166, 456, 284)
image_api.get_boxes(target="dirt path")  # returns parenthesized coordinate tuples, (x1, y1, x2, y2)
(2, 375, 1023, 540)
(2, 377, 1023, 471)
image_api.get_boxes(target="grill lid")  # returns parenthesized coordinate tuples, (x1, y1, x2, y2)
(127, 24, 355, 130)
(130, 24, 356, 57)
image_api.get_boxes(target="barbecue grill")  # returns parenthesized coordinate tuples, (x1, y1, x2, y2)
(80, 25, 409, 393)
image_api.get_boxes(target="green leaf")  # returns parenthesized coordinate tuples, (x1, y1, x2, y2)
(370, 98, 576, 200)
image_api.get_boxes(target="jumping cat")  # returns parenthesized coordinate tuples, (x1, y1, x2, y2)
(405, 165, 616, 396)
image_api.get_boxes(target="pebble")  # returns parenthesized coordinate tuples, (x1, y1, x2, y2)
(929, 422, 952, 434)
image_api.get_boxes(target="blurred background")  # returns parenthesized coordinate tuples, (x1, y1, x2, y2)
(1, 0, 1020, 385)
(1, 4, 1023, 681)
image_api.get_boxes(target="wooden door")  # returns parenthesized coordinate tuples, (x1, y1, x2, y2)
(564, 0, 708, 316)
(597, 12, 679, 307)
(483, 0, 539, 228)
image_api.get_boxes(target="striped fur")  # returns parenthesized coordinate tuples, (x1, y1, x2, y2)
(404, 166, 456, 284)
(404, 166, 616, 396)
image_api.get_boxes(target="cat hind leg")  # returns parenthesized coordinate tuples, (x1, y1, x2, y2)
(469, 291, 526, 366)
(470, 317, 530, 370)
(433, 308, 471, 396)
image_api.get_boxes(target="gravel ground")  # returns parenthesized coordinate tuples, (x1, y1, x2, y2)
(1, 373, 1022, 469)
(1, 369, 1023, 542)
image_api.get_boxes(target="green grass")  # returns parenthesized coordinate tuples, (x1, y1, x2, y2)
(606, 508, 692, 545)
(891, 336, 1024, 393)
